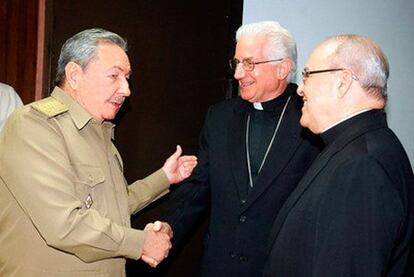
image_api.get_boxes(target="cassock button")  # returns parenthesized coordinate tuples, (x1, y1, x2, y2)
(239, 215, 247, 223)
(239, 255, 247, 262)
(241, 199, 246, 206)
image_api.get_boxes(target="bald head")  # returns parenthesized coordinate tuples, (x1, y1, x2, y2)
(297, 34, 388, 134)
(322, 34, 389, 101)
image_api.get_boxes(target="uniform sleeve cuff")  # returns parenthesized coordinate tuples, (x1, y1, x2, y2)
(142, 169, 170, 192)
(119, 227, 145, 260)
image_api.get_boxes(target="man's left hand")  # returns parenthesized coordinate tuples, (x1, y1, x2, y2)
(162, 145, 197, 184)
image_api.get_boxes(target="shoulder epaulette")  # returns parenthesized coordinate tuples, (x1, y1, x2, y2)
(31, 97, 69, 118)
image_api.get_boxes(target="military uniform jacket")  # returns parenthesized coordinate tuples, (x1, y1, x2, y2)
(0, 87, 170, 276)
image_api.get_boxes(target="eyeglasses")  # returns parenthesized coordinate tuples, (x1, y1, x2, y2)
(229, 58, 283, 72)
(302, 67, 359, 83)
(301, 67, 345, 79)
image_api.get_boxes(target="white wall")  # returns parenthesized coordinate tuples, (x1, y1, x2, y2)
(243, 0, 414, 164)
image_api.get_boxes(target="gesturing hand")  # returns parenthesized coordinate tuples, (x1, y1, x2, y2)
(162, 145, 197, 184)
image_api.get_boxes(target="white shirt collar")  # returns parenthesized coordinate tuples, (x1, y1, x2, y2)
(253, 102, 264, 110)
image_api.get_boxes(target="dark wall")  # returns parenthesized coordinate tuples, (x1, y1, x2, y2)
(0, 0, 39, 104)
(47, 1, 242, 276)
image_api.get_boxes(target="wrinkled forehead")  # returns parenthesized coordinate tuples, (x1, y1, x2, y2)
(95, 43, 131, 71)
(235, 34, 268, 59)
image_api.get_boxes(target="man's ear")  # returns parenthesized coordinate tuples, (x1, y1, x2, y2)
(337, 69, 354, 98)
(276, 59, 292, 80)
(65, 62, 82, 90)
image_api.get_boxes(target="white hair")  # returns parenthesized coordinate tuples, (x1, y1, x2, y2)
(236, 21, 297, 81)
(327, 34, 389, 100)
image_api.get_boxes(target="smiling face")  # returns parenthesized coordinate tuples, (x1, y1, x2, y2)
(69, 42, 131, 120)
(233, 35, 283, 103)
(297, 42, 341, 134)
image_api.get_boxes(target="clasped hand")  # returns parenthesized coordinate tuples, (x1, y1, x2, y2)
(141, 221, 173, 268)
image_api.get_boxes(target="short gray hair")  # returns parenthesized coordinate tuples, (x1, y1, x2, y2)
(55, 28, 127, 85)
(236, 21, 297, 81)
(327, 34, 389, 100)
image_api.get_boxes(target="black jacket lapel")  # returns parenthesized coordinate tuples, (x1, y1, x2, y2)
(264, 144, 334, 257)
(265, 110, 388, 256)
(228, 100, 250, 201)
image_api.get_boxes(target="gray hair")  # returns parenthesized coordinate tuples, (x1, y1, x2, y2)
(327, 34, 389, 100)
(236, 21, 297, 81)
(55, 28, 127, 85)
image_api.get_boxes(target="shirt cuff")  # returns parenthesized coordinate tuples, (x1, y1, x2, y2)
(119, 227, 145, 260)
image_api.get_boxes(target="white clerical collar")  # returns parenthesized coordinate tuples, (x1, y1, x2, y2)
(253, 102, 264, 110)
(321, 109, 372, 133)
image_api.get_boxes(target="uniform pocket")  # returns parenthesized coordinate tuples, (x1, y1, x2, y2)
(72, 164, 106, 212)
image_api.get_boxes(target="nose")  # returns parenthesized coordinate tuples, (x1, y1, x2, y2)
(297, 82, 304, 97)
(233, 64, 246, 80)
(120, 77, 131, 96)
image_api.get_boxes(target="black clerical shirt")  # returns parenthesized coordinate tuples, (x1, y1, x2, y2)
(248, 91, 291, 186)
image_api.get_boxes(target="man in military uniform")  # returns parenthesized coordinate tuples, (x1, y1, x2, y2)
(0, 28, 197, 276)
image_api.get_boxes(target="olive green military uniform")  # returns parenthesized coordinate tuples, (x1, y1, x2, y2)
(0, 87, 170, 276)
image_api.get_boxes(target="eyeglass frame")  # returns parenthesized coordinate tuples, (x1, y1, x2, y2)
(229, 57, 284, 72)
(301, 67, 345, 79)
(301, 67, 359, 82)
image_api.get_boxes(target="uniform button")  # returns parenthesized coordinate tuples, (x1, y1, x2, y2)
(239, 215, 247, 223)
(241, 199, 246, 206)
(239, 255, 247, 262)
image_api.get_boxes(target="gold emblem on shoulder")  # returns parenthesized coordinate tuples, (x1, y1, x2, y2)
(31, 97, 69, 118)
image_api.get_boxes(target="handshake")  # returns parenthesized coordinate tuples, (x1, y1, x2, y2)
(141, 221, 173, 268)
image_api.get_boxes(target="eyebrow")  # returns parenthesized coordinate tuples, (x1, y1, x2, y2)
(108, 66, 132, 76)
(235, 56, 253, 60)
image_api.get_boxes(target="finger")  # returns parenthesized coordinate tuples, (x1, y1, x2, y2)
(176, 145, 182, 155)
(178, 155, 197, 163)
(180, 161, 198, 171)
(141, 255, 158, 268)
(183, 165, 196, 177)
(158, 222, 173, 238)
(170, 145, 182, 159)
(165, 224, 173, 238)
(153, 221, 162, 232)
(161, 232, 171, 241)
(144, 222, 154, 231)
